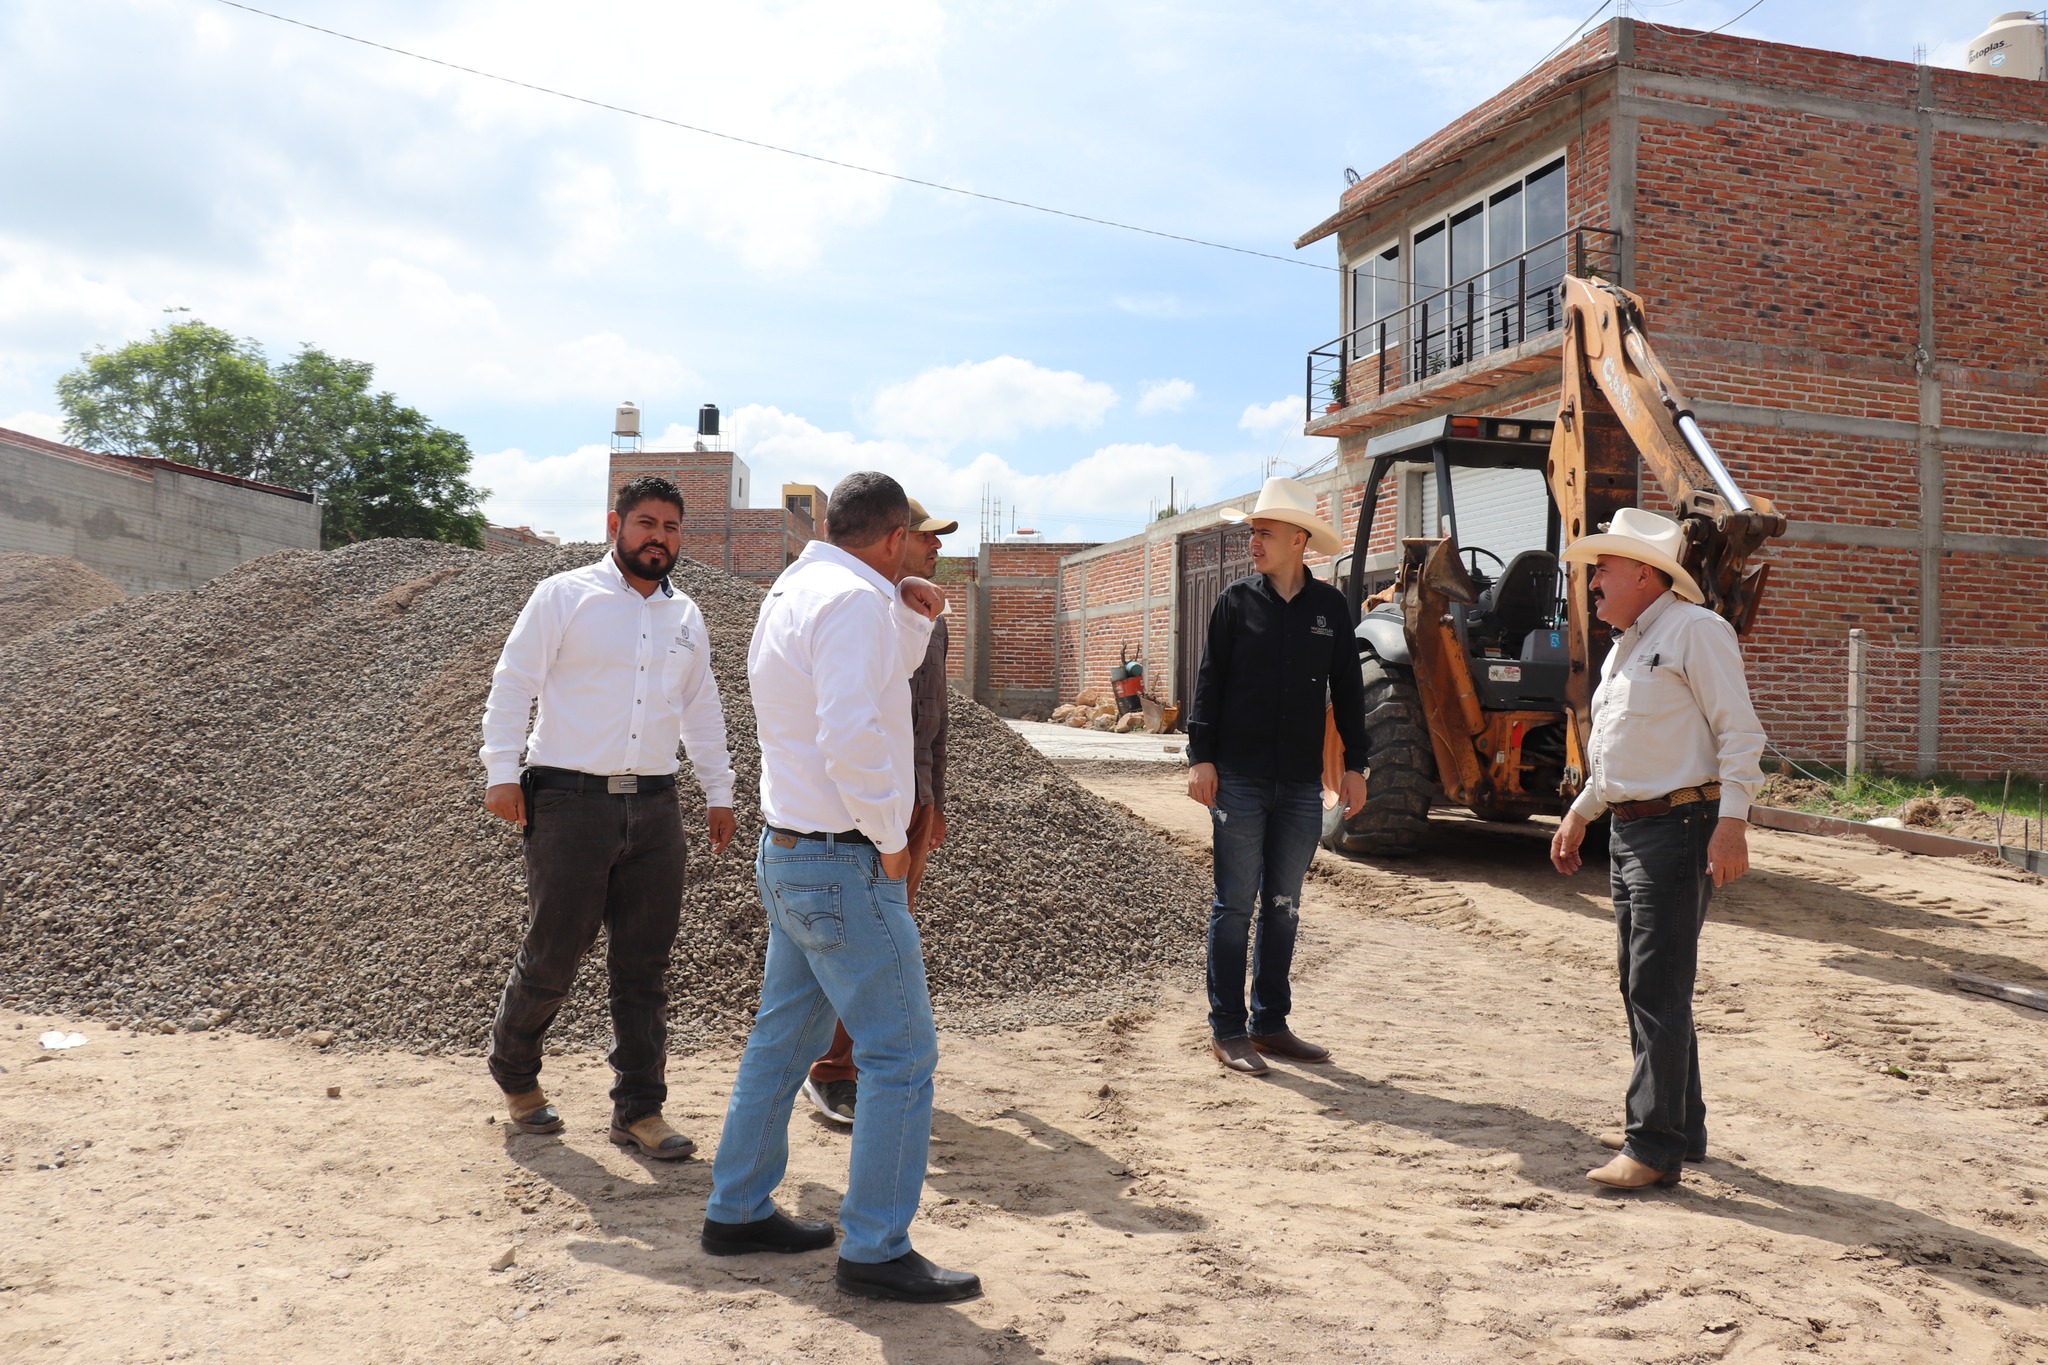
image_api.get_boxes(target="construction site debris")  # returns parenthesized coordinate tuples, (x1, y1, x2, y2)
(0, 552, 124, 648)
(1053, 688, 1175, 734)
(0, 540, 1210, 1051)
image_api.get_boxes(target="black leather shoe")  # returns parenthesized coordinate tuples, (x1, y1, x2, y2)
(700, 1210, 837, 1257)
(835, 1250, 983, 1303)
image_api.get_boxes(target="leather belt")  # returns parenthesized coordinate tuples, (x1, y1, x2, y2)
(767, 825, 873, 848)
(527, 767, 677, 795)
(1610, 782, 1721, 822)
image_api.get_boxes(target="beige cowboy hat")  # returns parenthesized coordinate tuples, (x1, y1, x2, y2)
(906, 497, 958, 535)
(1220, 476, 1342, 557)
(1559, 506, 1704, 604)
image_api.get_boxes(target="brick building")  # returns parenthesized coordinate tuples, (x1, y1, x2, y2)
(1049, 19, 2048, 776)
(606, 439, 816, 587)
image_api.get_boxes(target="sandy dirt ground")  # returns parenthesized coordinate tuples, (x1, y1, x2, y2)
(7, 767, 2048, 1363)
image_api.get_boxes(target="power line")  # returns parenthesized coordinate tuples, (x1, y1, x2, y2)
(1707, 0, 1769, 34)
(206, 0, 1337, 273)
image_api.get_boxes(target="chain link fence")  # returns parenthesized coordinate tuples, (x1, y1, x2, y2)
(1846, 633, 2048, 780)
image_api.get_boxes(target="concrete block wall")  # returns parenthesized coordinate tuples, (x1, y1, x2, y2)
(0, 428, 320, 594)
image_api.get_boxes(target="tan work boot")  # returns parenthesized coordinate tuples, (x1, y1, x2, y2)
(505, 1088, 564, 1135)
(610, 1113, 697, 1160)
(1587, 1153, 1679, 1189)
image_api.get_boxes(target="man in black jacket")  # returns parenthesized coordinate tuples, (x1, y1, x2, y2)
(1187, 477, 1369, 1075)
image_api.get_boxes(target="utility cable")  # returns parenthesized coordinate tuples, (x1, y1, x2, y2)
(206, 0, 1337, 272)
(1706, 0, 1769, 34)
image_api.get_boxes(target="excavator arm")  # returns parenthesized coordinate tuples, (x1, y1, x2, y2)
(1546, 274, 1788, 788)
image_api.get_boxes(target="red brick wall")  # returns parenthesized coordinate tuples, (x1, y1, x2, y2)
(1041, 25, 2048, 773)
(934, 554, 977, 690)
(979, 542, 1095, 714)
(1055, 537, 1174, 706)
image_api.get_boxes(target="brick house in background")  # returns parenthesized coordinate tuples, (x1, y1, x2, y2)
(605, 408, 816, 587)
(1049, 18, 2048, 777)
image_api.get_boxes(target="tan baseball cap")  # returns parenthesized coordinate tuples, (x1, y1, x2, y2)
(906, 498, 958, 535)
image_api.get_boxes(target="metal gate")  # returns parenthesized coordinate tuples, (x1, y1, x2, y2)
(1175, 524, 1252, 708)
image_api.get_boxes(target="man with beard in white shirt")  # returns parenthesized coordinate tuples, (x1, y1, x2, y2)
(700, 471, 979, 1303)
(480, 475, 737, 1161)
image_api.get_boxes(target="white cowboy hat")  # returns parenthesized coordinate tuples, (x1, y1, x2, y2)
(1220, 476, 1342, 558)
(1558, 506, 1704, 604)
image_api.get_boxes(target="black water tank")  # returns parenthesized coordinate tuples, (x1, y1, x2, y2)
(698, 403, 720, 437)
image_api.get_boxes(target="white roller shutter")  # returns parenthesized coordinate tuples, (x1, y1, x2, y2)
(1413, 466, 1548, 562)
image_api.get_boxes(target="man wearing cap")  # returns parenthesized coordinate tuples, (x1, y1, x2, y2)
(801, 497, 956, 1127)
(1549, 507, 1766, 1190)
(1187, 476, 1369, 1076)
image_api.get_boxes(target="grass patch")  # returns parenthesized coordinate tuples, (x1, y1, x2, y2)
(1762, 764, 2048, 838)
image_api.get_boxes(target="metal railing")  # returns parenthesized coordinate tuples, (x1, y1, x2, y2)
(1307, 226, 1622, 421)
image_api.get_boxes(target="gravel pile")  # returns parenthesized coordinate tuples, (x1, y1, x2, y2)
(0, 539, 1210, 1051)
(0, 552, 125, 648)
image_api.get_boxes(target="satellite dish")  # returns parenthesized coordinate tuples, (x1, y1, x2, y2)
(1343, 167, 1361, 185)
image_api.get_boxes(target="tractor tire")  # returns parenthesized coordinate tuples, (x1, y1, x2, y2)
(1327, 655, 1435, 858)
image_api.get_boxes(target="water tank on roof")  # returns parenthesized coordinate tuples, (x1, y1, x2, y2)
(698, 404, 721, 438)
(1968, 11, 2047, 80)
(613, 402, 640, 437)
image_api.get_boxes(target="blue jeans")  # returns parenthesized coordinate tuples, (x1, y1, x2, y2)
(706, 832, 937, 1264)
(1206, 774, 1324, 1040)
(1610, 806, 1716, 1173)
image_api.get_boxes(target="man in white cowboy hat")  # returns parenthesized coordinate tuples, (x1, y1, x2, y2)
(1548, 506, 1766, 1190)
(1187, 476, 1369, 1076)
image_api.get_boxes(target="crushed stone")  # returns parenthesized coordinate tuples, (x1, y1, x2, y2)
(0, 552, 125, 648)
(0, 540, 1210, 1051)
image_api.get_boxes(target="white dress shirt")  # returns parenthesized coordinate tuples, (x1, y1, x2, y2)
(748, 540, 934, 854)
(1569, 590, 1767, 823)
(479, 553, 736, 807)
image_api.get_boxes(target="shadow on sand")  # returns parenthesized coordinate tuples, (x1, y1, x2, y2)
(1249, 1054, 2048, 1309)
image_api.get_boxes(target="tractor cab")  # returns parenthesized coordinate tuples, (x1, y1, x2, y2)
(1342, 413, 1576, 713)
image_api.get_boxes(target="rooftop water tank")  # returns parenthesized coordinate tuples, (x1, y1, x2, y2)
(1968, 11, 2047, 80)
(613, 402, 640, 437)
(698, 403, 721, 438)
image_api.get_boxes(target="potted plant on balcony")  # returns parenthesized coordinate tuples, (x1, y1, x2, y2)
(1325, 377, 1346, 414)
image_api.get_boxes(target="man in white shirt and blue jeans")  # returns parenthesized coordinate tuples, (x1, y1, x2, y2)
(480, 475, 737, 1161)
(700, 471, 979, 1303)
(1549, 508, 1765, 1191)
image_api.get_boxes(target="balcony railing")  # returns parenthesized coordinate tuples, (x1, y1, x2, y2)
(1307, 226, 1622, 422)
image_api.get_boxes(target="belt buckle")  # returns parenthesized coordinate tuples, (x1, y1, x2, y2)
(606, 775, 638, 795)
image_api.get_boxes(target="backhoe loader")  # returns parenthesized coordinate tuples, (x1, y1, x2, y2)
(1320, 274, 1787, 856)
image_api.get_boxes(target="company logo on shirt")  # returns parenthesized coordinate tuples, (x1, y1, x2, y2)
(1310, 613, 1333, 638)
(674, 625, 696, 652)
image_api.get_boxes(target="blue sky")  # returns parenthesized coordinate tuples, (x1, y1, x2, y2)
(0, 0, 1985, 546)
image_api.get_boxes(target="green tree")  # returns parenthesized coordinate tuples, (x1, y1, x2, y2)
(57, 314, 486, 550)
(56, 313, 274, 475)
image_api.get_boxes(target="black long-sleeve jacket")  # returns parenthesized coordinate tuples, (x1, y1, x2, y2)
(1186, 573, 1370, 782)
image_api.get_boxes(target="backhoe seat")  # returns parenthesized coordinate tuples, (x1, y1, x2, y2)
(1479, 550, 1559, 658)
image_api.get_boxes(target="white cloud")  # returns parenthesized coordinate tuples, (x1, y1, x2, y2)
(472, 441, 611, 542)
(868, 356, 1117, 443)
(728, 403, 1258, 548)
(0, 409, 65, 441)
(1136, 378, 1196, 415)
(1238, 397, 1303, 436)
(1113, 293, 1190, 319)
